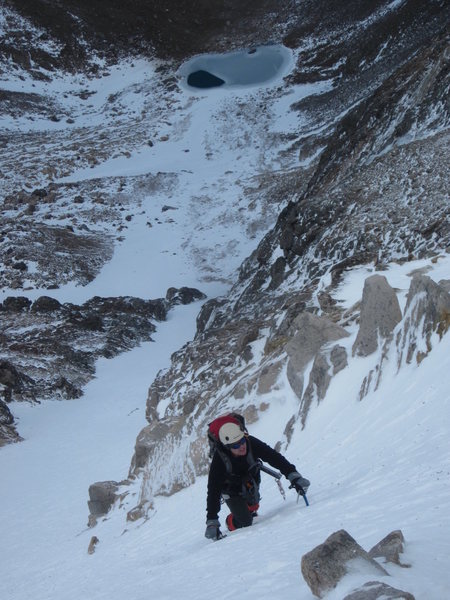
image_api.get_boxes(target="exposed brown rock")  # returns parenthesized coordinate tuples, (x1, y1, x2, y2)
(368, 530, 410, 568)
(301, 529, 388, 598)
(343, 581, 415, 600)
(353, 275, 402, 357)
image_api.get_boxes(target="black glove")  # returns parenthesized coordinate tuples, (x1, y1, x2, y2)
(205, 519, 222, 540)
(287, 471, 310, 495)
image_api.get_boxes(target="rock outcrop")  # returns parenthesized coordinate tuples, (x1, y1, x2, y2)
(286, 312, 350, 426)
(397, 274, 450, 367)
(87, 481, 120, 526)
(301, 529, 388, 598)
(286, 312, 350, 398)
(0, 396, 22, 446)
(352, 275, 402, 357)
(359, 272, 450, 400)
(301, 529, 414, 599)
(298, 343, 349, 428)
(343, 582, 415, 600)
(368, 530, 410, 568)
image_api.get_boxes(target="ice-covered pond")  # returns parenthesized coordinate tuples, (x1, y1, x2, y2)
(179, 45, 293, 90)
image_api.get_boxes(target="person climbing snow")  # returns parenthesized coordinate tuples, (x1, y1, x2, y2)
(205, 413, 310, 540)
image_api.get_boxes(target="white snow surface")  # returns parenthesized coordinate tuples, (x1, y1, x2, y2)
(0, 53, 450, 600)
(1, 53, 326, 303)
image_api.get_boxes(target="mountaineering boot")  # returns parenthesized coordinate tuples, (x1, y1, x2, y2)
(226, 513, 237, 531)
(247, 503, 259, 516)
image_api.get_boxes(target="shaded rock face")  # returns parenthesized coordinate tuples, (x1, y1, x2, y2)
(299, 343, 348, 428)
(352, 275, 402, 357)
(0, 294, 167, 402)
(88, 481, 119, 516)
(286, 312, 350, 399)
(0, 399, 14, 425)
(165, 287, 207, 306)
(301, 529, 388, 598)
(0, 359, 35, 401)
(0, 398, 22, 446)
(1, 0, 305, 85)
(398, 274, 450, 366)
(0, 360, 33, 445)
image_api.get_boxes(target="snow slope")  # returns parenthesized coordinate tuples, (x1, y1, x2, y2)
(1, 52, 450, 600)
(1, 257, 449, 600)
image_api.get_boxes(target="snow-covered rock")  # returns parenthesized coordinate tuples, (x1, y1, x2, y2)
(301, 529, 388, 598)
(343, 581, 415, 600)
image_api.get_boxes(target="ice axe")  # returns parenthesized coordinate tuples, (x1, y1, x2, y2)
(249, 459, 286, 499)
(249, 460, 309, 505)
(289, 481, 309, 506)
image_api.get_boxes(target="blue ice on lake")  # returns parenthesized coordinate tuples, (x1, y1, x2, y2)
(179, 45, 293, 90)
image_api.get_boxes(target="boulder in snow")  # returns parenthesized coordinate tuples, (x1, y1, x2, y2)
(87, 535, 99, 555)
(1, 296, 32, 312)
(343, 581, 415, 599)
(87, 480, 120, 524)
(368, 529, 410, 567)
(31, 295, 62, 313)
(165, 286, 207, 306)
(301, 529, 388, 598)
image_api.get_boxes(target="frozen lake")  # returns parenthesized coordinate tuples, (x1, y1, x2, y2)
(179, 45, 293, 90)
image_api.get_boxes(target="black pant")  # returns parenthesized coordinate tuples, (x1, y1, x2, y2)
(225, 496, 254, 528)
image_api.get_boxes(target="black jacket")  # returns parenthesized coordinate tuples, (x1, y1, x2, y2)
(206, 435, 297, 521)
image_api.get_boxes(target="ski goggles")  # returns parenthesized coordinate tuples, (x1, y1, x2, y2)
(228, 436, 246, 450)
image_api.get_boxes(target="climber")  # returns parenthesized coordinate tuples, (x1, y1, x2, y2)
(205, 413, 310, 540)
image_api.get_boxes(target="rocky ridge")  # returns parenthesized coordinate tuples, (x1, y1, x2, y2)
(0, 286, 205, 445)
